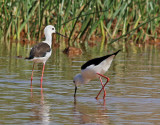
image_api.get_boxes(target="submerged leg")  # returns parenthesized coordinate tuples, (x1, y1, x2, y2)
(31, 62, 35, 85)
(95, 73, 110, 99)
(40, 63, 45, 88)
(74, 86, 77, 98)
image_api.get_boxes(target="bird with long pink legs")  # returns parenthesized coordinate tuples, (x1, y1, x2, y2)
(26, 25, 67, 88)
(73, 50, 120, 99)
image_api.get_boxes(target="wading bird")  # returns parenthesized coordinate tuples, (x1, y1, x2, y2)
(73, 50, 120, 99)
(26, 25, 67, 88)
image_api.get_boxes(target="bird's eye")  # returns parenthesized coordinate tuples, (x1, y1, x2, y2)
(52, 28, 55, 30)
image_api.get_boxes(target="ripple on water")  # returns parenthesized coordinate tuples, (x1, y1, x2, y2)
(0, 45, 160, 124)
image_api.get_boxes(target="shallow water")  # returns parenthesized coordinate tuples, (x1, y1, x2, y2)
(0, 42, 160, 125)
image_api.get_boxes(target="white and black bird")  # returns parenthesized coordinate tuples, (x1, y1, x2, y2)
(73, 50, 121, 99)
(26, 25, 67, 88)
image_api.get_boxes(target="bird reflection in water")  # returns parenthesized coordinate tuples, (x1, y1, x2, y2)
(30, 87, 50, 125)
(73, 98, 110, 125)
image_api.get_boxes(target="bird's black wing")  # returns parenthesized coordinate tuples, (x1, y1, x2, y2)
(27, 42, 51, 59)
(81, 50, 120, 70)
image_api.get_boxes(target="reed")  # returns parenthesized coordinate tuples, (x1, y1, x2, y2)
(0, 0, 160, 46)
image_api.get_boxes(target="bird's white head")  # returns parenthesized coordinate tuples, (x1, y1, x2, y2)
(44, 25, 68, 40)
(73, 73, 83, 97)
(44, 25, 56, 36)
(73, 73, 85, 86)
(73, 73, 89, 97)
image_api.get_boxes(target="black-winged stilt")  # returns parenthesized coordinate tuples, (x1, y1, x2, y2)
(73, 50, 121, 99)
(26, 25, 67, 88)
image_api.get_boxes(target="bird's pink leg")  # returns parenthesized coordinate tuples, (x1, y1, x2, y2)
(30, 85, 33, 98)
(31, 62, 35, 86)
(99, 76, 106, 98)
(95, 73, 110, 99)
(40, 63, 45, 88)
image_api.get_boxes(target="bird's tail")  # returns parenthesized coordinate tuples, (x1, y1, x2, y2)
(113, 50, 121, 56)
(25, 57, 31, 60)
(25, 57, 34, 60)
(15, 56, 32, 60)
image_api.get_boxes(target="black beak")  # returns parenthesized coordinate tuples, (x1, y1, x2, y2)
(74, 86, 77, 97)
(56, 32, 68, 38)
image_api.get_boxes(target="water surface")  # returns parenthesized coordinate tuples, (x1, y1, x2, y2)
(0, 42, 160, 125)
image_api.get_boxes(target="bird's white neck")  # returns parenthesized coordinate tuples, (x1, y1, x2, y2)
(44, 33, 52, 47)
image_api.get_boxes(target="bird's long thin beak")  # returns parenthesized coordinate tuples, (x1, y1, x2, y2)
(74, 86, 77, 97)
(56, 32, 68, 38)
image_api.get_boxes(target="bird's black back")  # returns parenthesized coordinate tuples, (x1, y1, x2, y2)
(81, 50, 121, 70)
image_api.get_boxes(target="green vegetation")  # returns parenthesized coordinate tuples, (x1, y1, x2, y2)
(0, 0, 160, 46)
